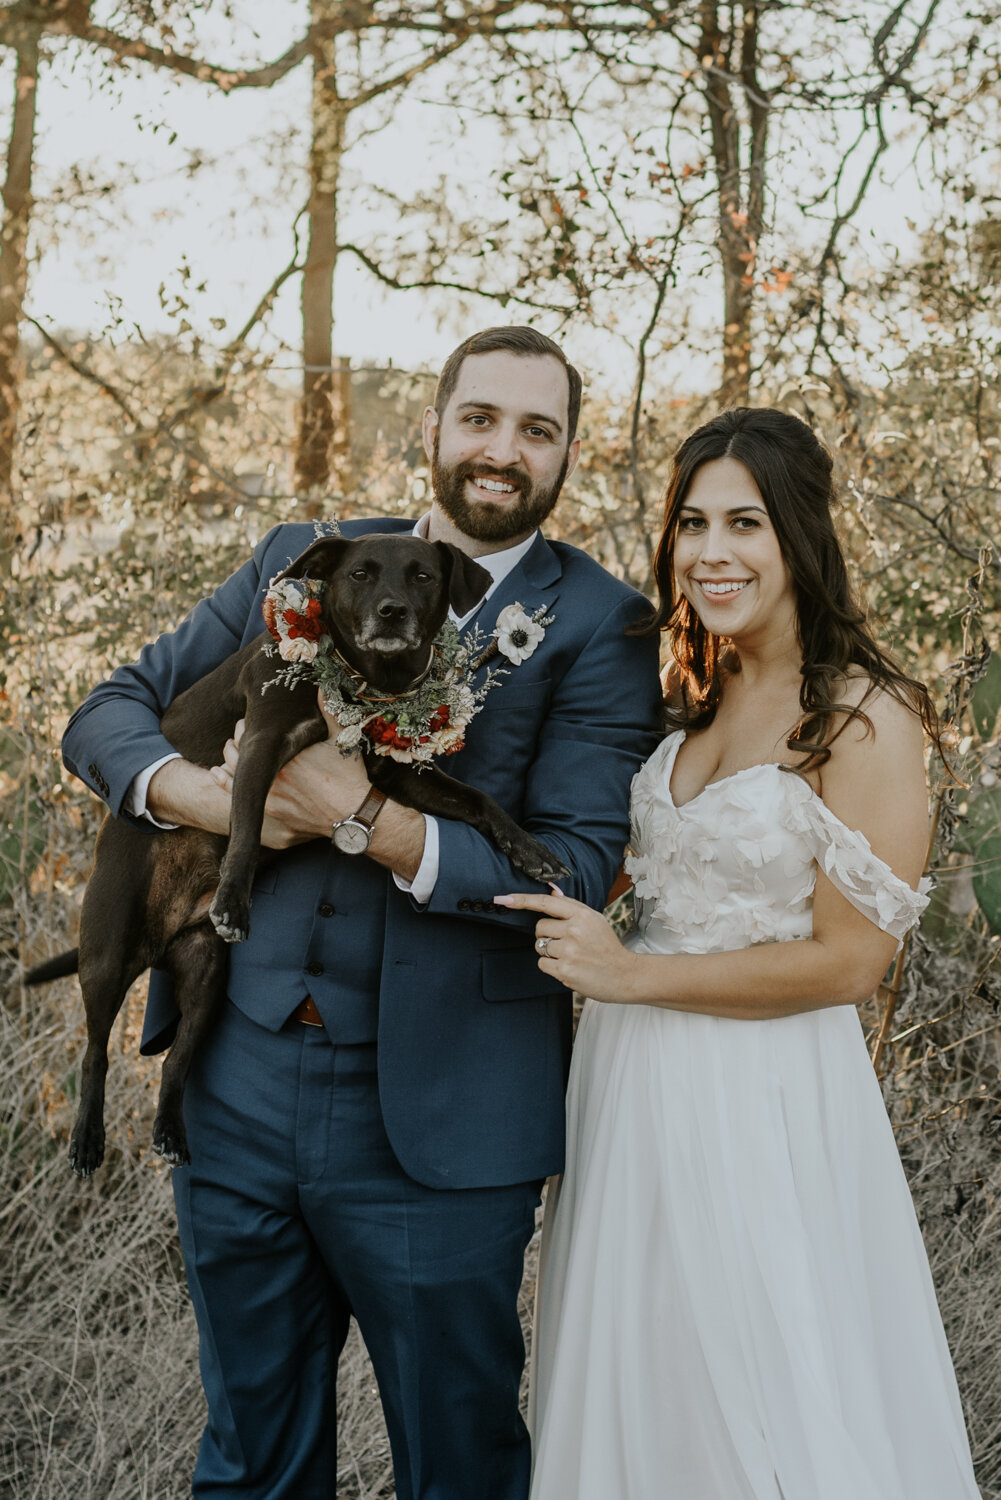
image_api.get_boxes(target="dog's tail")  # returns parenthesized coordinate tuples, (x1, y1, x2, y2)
(24, 949, 80, 985)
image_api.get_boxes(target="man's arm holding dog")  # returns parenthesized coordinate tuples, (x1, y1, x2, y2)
(175, 713, 429, 883)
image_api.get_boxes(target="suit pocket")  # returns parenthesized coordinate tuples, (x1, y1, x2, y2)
(481, 947, 565, 1002)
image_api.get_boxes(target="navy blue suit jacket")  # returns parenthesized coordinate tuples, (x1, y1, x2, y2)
(62, 518, 663, 1188)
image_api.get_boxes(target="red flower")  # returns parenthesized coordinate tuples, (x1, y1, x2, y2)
(283, 598, 325, 642)
(364, 717, 414, 752)
(429, 705, 450, 732)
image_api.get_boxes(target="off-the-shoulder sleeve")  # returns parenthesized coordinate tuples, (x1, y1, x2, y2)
(788, 786, 930, 941)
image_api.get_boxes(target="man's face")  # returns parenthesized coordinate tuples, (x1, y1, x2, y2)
(423, 350, 581, 547)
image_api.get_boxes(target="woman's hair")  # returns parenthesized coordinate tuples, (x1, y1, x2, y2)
(638, 406, 940, 770)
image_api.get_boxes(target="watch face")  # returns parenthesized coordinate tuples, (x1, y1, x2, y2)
(332, 818, 371, 856)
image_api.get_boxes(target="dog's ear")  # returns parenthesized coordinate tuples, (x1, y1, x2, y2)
(271, 537, 350, 583)
(436, 543, 492, 618)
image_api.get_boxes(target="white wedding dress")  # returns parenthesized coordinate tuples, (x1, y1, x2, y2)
(529, 731, 981, 1500)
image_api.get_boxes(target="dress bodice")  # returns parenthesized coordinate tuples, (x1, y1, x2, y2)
(624, 731, 928, 957)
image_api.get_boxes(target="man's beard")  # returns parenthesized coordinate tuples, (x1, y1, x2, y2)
(431, 439, 569, 543)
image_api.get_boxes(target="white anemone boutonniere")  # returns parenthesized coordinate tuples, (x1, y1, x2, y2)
(474, 602, 556, 670)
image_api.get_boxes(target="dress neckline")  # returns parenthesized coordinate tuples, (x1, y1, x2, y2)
(665, 729, 802, 811)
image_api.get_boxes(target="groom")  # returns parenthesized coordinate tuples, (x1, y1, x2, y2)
(62, 326, 663, 1498)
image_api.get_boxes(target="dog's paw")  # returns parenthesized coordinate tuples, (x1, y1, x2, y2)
(69, 1120, 105, 1178)
(152, 1120, 191, 1168)
(505, 832, 571, 885)
(209, 891, 250, 944)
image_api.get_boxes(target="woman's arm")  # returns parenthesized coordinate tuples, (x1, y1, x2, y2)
(495, 690, 929, 1021)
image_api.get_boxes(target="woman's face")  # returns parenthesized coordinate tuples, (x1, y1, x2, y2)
(671, 457, 797, 648)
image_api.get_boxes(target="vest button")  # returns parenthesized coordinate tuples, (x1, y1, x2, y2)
(306, 962, 324, 977)
(458, 898, 472, 911)
(318, 903, 335, 917)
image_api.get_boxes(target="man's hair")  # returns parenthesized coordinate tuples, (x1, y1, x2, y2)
(433, 326, 582, 443)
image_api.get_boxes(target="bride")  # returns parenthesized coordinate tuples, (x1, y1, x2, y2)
(496, 408, 982, 1499)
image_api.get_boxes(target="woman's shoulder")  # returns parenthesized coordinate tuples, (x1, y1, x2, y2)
(819, 676, 926, 801)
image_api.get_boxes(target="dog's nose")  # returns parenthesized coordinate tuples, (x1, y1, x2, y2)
(377, 598, 409, 622)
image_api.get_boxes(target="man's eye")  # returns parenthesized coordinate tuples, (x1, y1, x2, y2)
(526, 426, 552, 439)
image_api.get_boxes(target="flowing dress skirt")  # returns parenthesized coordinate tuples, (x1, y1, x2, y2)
(528, 997, 981, 1500)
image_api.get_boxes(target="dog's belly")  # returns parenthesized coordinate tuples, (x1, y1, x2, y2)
(146, 826, 227, 948)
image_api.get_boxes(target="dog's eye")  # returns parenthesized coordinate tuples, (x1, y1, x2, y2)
(350, 569, 369, 581)
(415, 571, 432, 582)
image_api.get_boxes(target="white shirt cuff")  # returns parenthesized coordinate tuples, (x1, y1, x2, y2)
(125, 753, 182, 828)
(392, 815, 439, 905)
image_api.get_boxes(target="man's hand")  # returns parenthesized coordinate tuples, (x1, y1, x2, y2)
(210, 716, 370, 845)
(209, 698, 428, 880)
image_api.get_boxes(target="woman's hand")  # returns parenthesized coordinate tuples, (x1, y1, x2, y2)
(493, 888, 638, 1002)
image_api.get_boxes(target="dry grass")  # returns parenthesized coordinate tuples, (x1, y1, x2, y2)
(4, 944, 998, 1499)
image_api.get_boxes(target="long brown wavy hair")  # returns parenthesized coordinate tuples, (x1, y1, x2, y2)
(638, 406, 941, 770)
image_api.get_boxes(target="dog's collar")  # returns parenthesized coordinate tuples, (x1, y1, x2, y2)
(330, 643, 436, 703)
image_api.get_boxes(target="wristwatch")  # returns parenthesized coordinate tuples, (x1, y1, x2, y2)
(331, 786, 387, 855)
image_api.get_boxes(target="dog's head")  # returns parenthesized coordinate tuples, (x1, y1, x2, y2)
(272, 534, 492, 689)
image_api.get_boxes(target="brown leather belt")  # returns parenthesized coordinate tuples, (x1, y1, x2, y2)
(293, 995, 323, 1027)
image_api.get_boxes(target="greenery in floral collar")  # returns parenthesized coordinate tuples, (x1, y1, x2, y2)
(264, 586, 506, 766)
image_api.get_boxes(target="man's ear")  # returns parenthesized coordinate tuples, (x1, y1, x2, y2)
(421, 406, 438, 463)
(436, 542, 492, 618)
(271, 537, 350, 583)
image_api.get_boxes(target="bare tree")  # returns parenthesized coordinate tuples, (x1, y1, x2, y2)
(0, 9, 39, 574)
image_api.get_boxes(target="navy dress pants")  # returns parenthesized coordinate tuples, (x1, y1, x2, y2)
(172, 1002, 541, 1499)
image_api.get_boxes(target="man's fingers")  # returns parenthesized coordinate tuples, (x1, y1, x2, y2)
(494, 892, 577, 916)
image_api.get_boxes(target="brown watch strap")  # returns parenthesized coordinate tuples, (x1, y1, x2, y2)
(353, 785, 387, 828)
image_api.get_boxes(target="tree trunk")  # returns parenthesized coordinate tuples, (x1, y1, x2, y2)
(0, 23, 40, 574)
(296, 0, 348, 496)
(699, 1, 768, 406)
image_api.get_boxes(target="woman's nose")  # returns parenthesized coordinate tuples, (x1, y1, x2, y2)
(698, 522, 735, 563)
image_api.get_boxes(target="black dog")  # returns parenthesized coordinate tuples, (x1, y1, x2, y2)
(26, 534, 568, 1176)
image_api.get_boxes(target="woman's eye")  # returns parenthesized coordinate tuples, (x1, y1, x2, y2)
(678, 516, 704, 531)
(733, 517, 760, 530)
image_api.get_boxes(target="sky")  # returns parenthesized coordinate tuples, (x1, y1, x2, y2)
(5, 0, 992, 395)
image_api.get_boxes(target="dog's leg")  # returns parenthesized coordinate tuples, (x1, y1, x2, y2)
(210, 708, 326, 943)
(152, 923, 229, 1166)
(71, 906, 151, 1178)
(366, 758, 571, 884)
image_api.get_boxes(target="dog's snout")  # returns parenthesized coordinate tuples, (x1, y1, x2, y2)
(377, 598, 409, 622)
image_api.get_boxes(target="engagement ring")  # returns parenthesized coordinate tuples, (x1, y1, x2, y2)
(536, 937, 551, 957)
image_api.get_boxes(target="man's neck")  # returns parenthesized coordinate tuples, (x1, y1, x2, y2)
(425, 501, 535, 559)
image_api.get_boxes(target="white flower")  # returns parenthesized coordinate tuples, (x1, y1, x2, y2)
(334, 721, 365, 750)
(279, 636, 319, 663)
(494, 603, 545, 664)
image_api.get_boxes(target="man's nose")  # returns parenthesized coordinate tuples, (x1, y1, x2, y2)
(480, 421, 521, 468)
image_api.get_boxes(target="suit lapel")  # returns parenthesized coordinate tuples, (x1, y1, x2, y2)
(463, 532, 563, 682)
